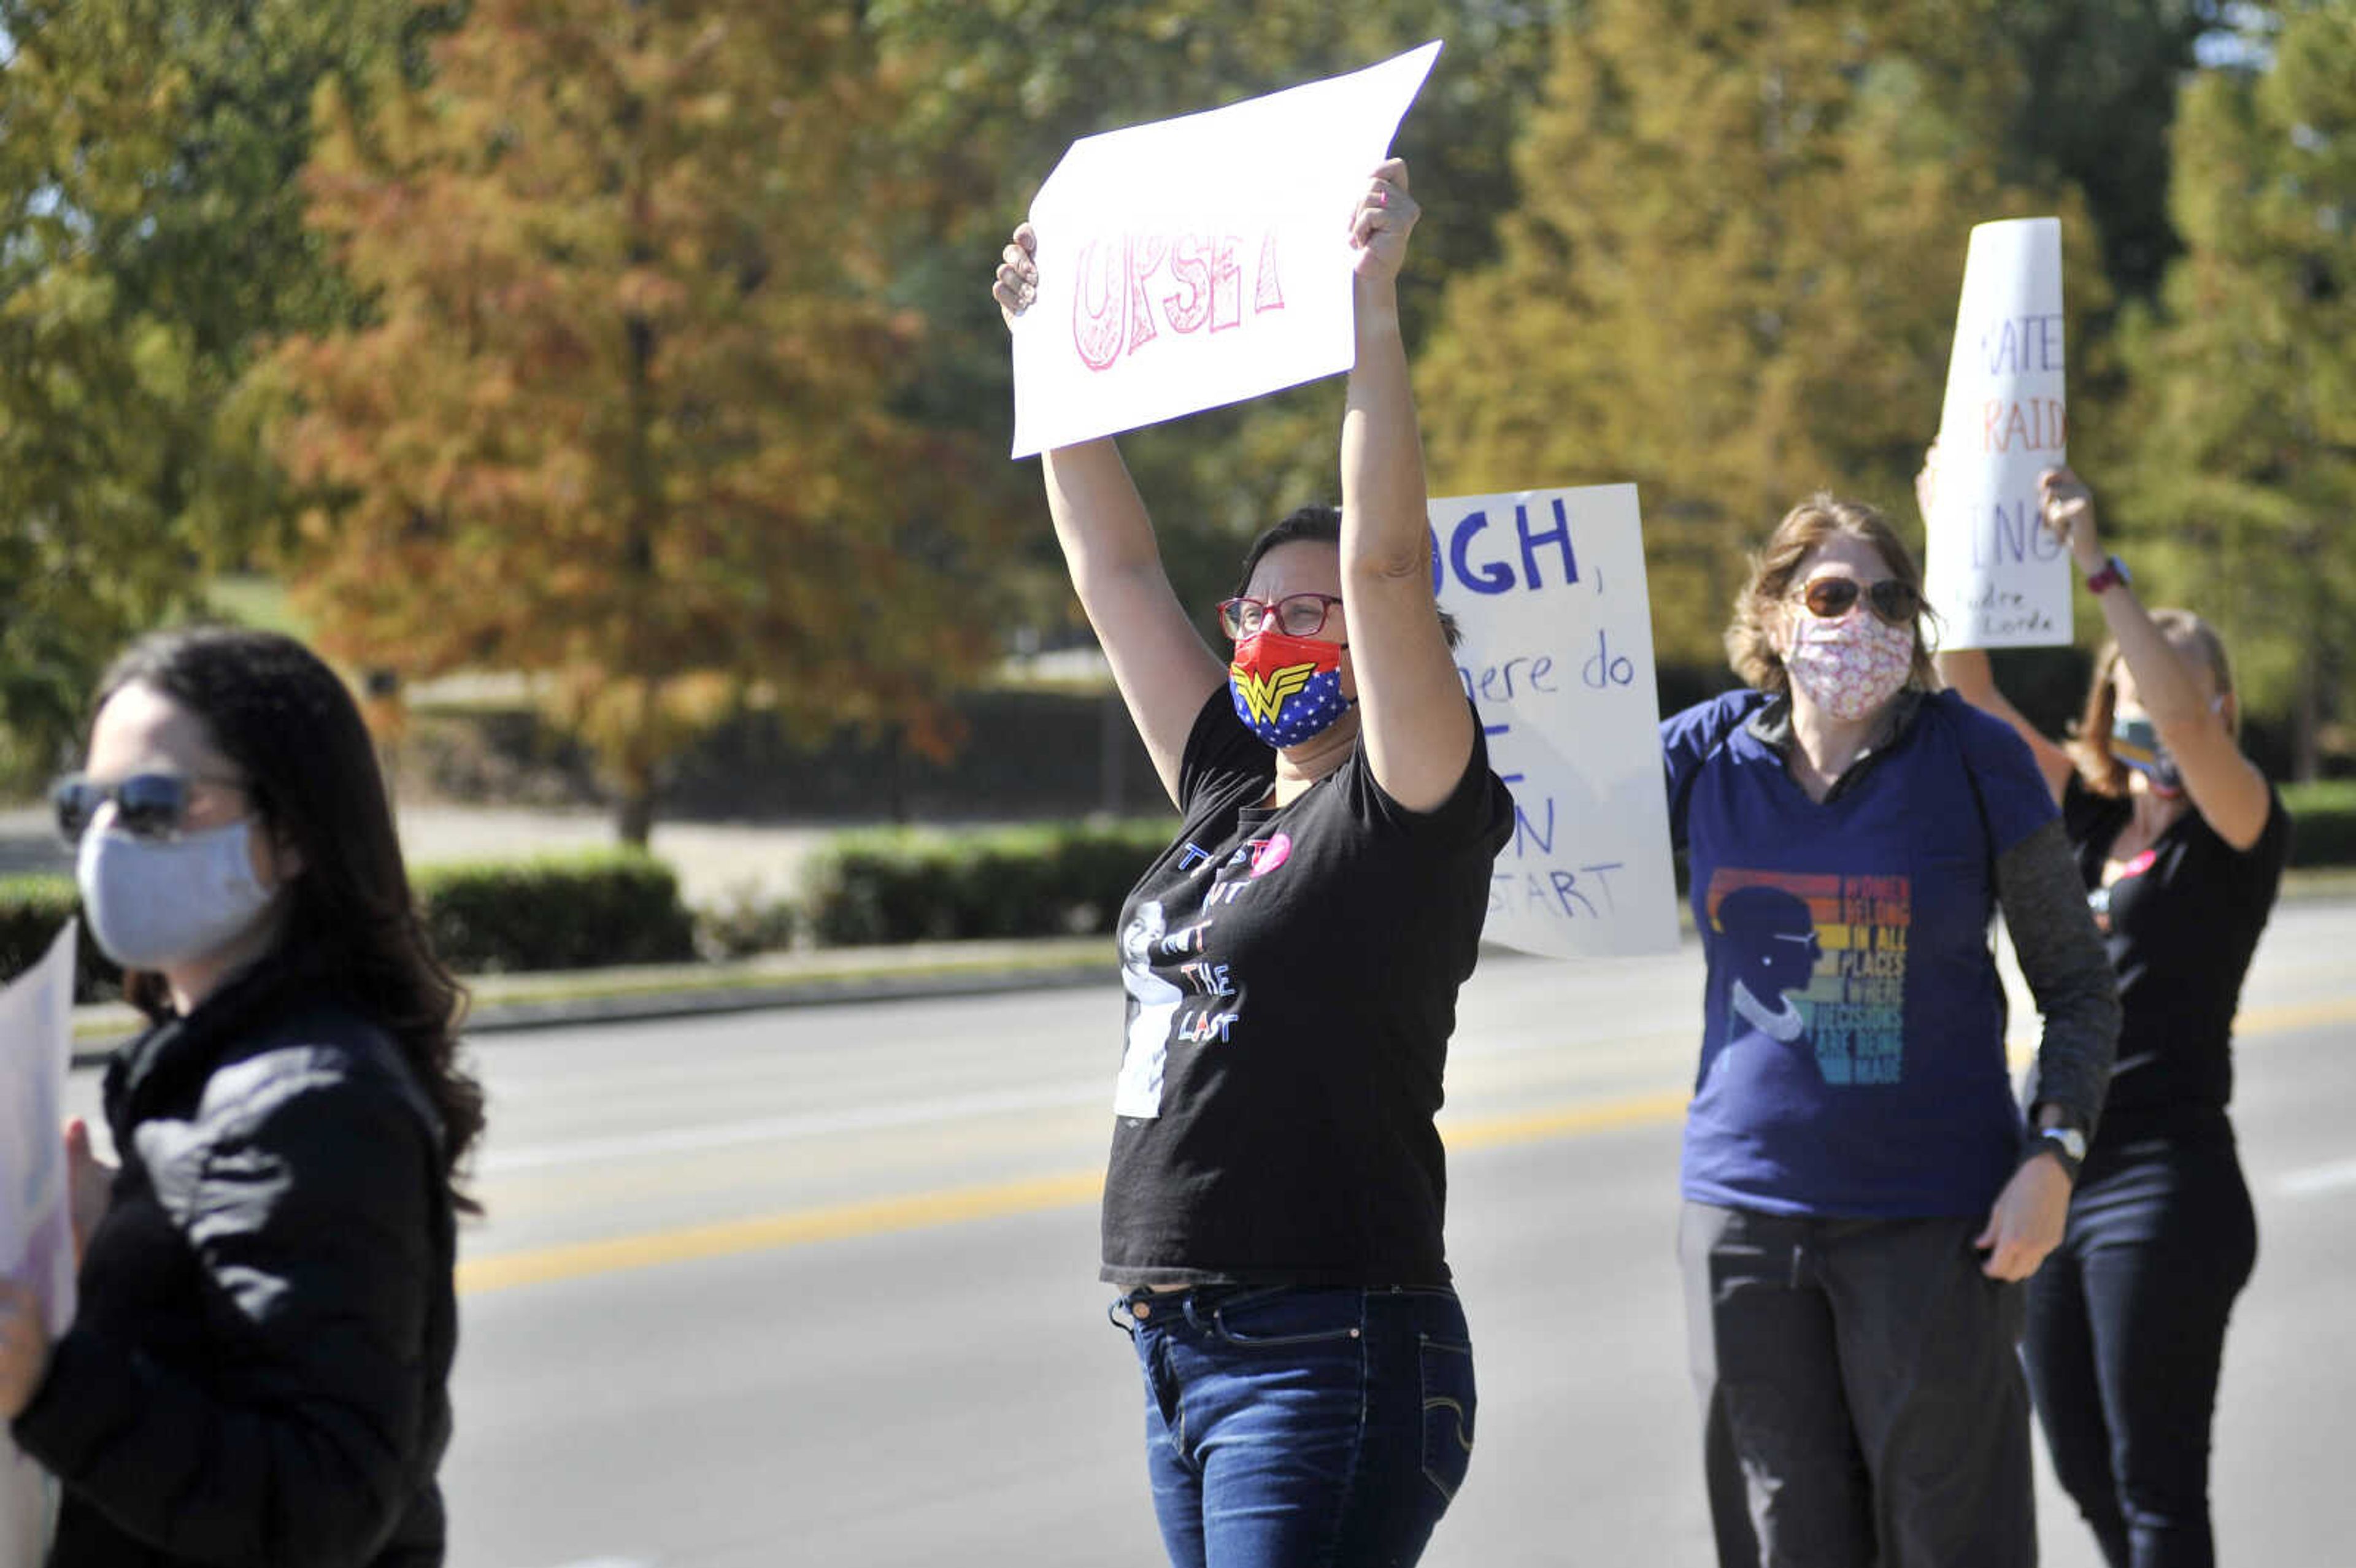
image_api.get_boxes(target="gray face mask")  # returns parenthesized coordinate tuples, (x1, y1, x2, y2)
(76, 818, 277, 972)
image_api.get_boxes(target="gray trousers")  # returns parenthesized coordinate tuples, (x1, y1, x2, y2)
(1680, 1201, 2036, 1568)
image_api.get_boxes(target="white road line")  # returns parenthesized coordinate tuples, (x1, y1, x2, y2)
(477, 1082, 1105, 1174)
(2278, 1158, 2356, 1197)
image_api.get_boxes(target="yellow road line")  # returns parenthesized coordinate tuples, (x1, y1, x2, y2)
(459, 1170, 1103, 1296)
(458, 996, 2356, 1299)
(2236, 996, 2356, 1037)
(1442, 1088, 1691, 1151)
(457, 1088, 1692, 1298)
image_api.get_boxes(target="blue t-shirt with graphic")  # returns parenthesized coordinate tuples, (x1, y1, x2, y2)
(1662, 688, 2058, 1218)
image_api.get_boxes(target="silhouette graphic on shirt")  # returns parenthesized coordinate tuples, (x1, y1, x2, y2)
(1114, 900, 1184, 1120)
(1716, 885, 1822, 1045)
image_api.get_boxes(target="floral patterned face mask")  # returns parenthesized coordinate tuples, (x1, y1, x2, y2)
(1784, 604, 1915, 721)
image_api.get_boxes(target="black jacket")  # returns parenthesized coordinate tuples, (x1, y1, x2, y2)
(10, 963, 458, 1568)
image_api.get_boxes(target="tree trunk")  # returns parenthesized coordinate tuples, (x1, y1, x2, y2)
(1099, 685, 1128, 816)
(615, 780, 657, 848)
(2294, 657, 2323, 783)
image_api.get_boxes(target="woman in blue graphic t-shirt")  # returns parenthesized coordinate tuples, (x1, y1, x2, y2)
(992, 161, 1514, 1568)
(1660, 493, 2120, 1568)
(1936, 458, 2288, 1568)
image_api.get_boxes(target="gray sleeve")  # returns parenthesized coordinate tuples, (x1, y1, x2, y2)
(1995, 817, 2120, 1134)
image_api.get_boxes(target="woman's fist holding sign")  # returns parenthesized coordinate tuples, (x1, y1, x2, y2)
(993, 221, 1040, 331)
(2038, 466, 2108, 576)
(1349, 158, 1419, 282)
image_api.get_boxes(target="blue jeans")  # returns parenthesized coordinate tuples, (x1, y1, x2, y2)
(1112, 1283, 1476, 1568)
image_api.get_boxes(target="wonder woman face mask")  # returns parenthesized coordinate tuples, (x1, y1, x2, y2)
(1228, 628, 1351, 749)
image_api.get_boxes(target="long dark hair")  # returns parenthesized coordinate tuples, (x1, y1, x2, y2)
(96, 628, 485, 1211)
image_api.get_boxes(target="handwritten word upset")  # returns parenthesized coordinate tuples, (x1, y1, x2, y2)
(1071, 232, 1284, 372)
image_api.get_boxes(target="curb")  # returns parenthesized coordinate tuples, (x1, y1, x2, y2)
(69, 955, 1114, 1068)
(63, 874, 2356, 1066)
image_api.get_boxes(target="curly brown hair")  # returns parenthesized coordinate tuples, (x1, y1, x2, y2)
(1725, 493, 1940, 695)
(2068, 609, 2237, 798)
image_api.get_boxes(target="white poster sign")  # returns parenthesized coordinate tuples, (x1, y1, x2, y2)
(2, 922, 77, 1568)
(1433, 485, 1679, 958)
(1923, 217, 2073, 648)
(1010, 41, 1442, 459)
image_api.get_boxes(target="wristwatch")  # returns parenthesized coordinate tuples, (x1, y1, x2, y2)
(2027, 1122, 2088, 1183)
(2084, 555, 2131, 595)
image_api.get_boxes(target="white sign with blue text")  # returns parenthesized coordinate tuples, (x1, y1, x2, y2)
(1431, 485, 1678, 958)
(1923, 217, 2072, 649)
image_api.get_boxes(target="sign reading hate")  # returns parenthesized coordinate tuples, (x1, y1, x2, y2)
(1432, 485, 1679, 958)
(1009, 41, 1442, 459)
(1922, 217, 2073, 649)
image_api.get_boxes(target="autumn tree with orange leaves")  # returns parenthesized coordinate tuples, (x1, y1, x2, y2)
(271, 0, 998, 843)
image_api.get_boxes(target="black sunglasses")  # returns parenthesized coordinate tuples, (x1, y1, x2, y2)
(1792, 577, 1921, 626)
(50, 771, 245, 844)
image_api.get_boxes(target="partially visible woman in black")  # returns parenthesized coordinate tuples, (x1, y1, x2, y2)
(1933, 458, 2288, 1568)
(0, 627, 480, 1568)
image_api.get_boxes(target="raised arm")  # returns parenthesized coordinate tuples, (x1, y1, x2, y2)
(995, 226, 1225, 806)
(1919, 442, 2075, 801)
(2041, 467, 2272, 848)
(1337, 160, 1473, 813)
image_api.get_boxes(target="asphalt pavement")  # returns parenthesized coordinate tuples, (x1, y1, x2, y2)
(60, 898, 2356, 1567)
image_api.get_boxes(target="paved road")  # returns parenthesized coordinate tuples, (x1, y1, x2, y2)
(64, 900, 2356, 1566)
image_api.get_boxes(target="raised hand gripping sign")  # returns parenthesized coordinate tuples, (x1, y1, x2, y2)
(1923, 218, 2073, 648)
(1009, 41, 1442, 459)
(1432, 485, 1679, 958)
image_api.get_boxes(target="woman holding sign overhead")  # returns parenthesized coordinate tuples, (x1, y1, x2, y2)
(1660, 494, 2118, 1567)
(1934, 459, 2286, 1568)
(993, 159, 1512, 1567)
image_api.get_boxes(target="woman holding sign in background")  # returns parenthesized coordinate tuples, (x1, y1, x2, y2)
(1932, 458, 2287, 1568)
(1660, 494, 2118, 1567)
(0, 628, 475, 1568)
(993, 159, 1512, 1567)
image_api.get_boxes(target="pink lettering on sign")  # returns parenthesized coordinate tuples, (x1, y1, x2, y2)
(1072, 230, 1284, 372)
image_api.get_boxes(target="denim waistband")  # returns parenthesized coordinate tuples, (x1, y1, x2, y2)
(1105, 1282, 1459, 1336)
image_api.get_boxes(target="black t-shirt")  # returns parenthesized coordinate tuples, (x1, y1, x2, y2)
(1098, 689, 1514, 1287)
(2063, 774, 2289, 1141)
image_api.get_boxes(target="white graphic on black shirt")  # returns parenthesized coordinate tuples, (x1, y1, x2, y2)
(1730, 978, 1807, 1042)
(1115, 901, 1184, 1118)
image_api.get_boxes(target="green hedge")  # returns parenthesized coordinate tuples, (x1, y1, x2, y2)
(799, 818, 1179, 947)
(414, 850, 698, 973)
(0, 874, 121, 1004)
(1, 851, 697, 997)
(2283, 780, 2356, 867)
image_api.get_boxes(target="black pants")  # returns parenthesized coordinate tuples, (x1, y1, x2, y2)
(2022, 1124, 2257, 1568)
(1680, 1202, 2035, 1568)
